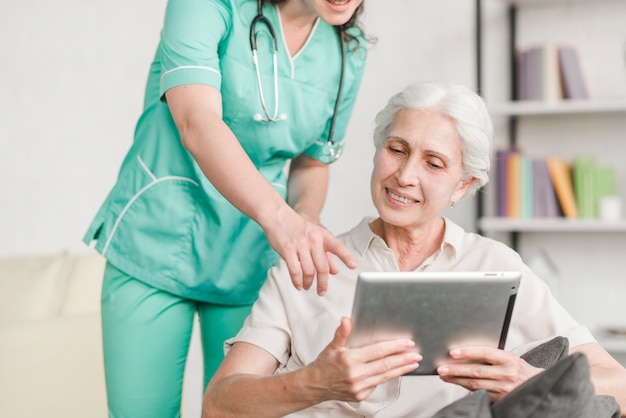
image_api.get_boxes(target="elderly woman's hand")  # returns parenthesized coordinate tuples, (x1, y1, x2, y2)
(436, 346, 543, 402)
(305, 317, 421, 402)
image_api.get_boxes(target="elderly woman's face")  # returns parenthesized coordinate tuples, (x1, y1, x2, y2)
(370, 108, 473, 229)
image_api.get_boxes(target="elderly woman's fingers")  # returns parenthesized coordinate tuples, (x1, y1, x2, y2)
(330, 317, 352, 348)
(437, 345, 543, 401)
(319, 320, 420, 401)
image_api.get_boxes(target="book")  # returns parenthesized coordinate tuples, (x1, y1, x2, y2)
(532, 157, 561, 218)
(494, 148, 514, 217)
(558, 46, 589, 100)
(516, 48, 531, 101)
(532, 158, 547, 217)
(516, 43, 589, 102)
(546, 157, 577, 219)
(541, 43, 562, 102)
(595, 164, 616, 199)
(506, 152, 521, 218)
(520, 154, 533, 218)
(573, 156, 597, 219)
(517, 47, 540, 101)
(516, 43, 563, 101)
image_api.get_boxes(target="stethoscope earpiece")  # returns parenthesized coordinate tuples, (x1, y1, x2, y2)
(253, 113, 263, 122)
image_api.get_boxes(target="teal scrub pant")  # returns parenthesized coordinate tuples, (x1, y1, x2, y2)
(101, 262, 253, 418)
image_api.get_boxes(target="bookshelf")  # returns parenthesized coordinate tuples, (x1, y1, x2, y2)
(479, 217, 626, 233)
(488, 98, 626, 117)
(476, 0, 626, 356)
(476, 0, 626, 233)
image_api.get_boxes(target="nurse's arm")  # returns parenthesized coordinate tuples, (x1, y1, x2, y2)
(288, 154, 328, 226)
(287, 154, 338, 293)
(165, 84, 356, 294)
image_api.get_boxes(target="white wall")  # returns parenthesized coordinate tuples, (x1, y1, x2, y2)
(0, 0, 167, 256)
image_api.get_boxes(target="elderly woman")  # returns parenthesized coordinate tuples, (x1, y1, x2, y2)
(202, 82, 626, 417)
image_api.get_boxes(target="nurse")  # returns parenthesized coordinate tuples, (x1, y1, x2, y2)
(84, 0, 368, 416)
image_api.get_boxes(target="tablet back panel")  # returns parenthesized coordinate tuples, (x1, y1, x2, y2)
(348, 271, 521, 375)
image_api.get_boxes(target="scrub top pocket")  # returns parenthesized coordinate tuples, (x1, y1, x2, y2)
(101, 177, 201, 290)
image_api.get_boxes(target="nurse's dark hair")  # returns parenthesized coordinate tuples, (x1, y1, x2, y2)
(265, 0, 368, 51)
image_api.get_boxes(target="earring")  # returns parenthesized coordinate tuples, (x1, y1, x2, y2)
(450, 201, 455, 209)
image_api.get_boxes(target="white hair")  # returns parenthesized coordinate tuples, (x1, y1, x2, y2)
(373, 81, 494, 197)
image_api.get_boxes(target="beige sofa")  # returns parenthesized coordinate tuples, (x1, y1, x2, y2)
(0, 251, 108, 418)
(0, 250, 204, 418)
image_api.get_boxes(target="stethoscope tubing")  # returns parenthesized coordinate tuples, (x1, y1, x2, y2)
(250, 4, 282, 122)
(250, 0, 346, 160)
(327, 30, 346, 155)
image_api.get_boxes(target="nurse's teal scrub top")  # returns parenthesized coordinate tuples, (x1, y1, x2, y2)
(83, 0, 367, 305)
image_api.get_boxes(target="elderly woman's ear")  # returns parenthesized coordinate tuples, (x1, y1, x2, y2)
(451, 176, 477, 203)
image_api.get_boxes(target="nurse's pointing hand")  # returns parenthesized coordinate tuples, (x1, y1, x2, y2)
(263, 208, 357, 296)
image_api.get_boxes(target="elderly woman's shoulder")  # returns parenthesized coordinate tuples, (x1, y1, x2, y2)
(453, 224, 525, 269)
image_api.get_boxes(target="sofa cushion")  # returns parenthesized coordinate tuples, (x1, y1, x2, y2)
(520, 336, 568, 369)
(491, 353, 595, 417)
(0, 251, 105, 322)
(0, 253, 69, 322)
(0, 316, 107, 417)
(60, 252, 105, 316)
(431, 390, 492, 418)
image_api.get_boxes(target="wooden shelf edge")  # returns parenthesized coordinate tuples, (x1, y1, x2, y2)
(478, 217, 626, 232)
(487, 99, 626, 117)
(491, 0, 622, 8)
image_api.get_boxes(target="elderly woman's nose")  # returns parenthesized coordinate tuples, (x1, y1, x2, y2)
(395, 160, 420, 186)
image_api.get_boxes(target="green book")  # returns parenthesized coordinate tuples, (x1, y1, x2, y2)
(595, 165, 616, 199)
(573, 156, 596, 219)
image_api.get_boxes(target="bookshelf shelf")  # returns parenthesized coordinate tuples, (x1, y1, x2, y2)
(488, 98, 626, 117)
(496, 0, 621, 6)
(479, 217, 626, 232)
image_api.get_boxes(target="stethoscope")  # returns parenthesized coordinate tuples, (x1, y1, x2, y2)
(249, 0, 346, 162)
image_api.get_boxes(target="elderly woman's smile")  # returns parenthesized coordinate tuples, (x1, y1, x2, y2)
(387, 189, 417, 205)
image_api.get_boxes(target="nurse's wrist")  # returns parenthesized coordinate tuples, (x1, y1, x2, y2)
(254, 199, 293, 231)
(294, 209, 321, 226)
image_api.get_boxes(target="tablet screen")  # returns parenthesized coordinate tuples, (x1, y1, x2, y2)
(348, 271, 520, 375)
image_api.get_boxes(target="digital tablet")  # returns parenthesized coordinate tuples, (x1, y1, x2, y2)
(348, 271, 521, 375)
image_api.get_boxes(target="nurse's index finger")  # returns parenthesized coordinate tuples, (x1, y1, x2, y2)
(325, 236, 357, 270)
